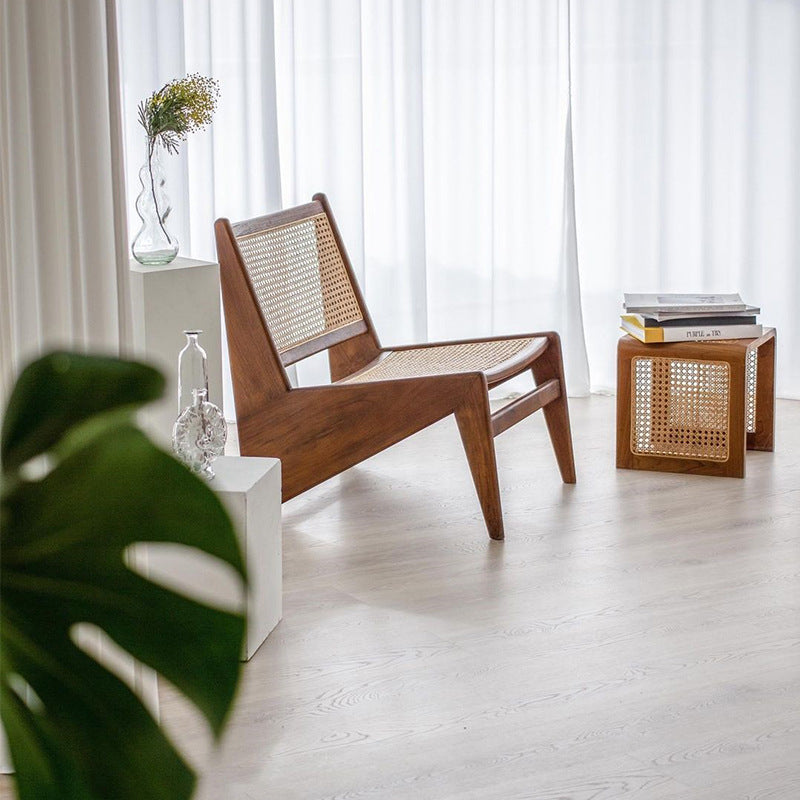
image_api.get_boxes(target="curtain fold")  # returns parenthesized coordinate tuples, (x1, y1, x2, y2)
(0, 0, 128, 399)
(558, 0, 591, 396)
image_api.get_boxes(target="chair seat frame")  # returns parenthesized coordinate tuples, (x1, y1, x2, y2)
(215, 193, 576, 540)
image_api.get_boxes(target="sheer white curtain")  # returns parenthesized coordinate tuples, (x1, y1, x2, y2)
(0, 0, 129, 398)
(0, 0, 132, 767)
(572, 0, 800, 397)
(116, 0, 282, 264)
(116, 0, 590, 395)
(116, 0, 283, 410)
(275, 0, 591, 394)
(115, 0, 800, 399)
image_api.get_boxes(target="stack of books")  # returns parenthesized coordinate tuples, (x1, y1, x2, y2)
(620, 293, 762, 343)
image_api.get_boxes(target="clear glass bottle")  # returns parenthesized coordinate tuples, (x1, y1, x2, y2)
(177, 331, 209, 415)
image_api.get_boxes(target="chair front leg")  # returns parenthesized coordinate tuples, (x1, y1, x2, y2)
(454, 377, 505, 540)
(530, 333, 577, 484)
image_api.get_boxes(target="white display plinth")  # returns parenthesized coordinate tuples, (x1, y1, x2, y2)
(129, 257, 223, 446)
(144, 456, 282, 661)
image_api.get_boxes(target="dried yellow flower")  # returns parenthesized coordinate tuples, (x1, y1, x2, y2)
(138, 73, 220, 156)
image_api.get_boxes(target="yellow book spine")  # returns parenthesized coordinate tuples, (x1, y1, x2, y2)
(619, 318, 664, 343)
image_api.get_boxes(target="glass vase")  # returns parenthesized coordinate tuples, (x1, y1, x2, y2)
(131, 140, 179, 265)
(177, 331, 209, 415)
(172, 388, 227, 480)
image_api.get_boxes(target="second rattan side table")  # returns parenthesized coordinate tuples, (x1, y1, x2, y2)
(616, 329, 776, 478)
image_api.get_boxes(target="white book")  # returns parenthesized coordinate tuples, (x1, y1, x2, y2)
(642, 305, 760, 322)
(624, 292, 747, 314)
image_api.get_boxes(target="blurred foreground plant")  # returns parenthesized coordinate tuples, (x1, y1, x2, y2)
(0, 352, 246, 800)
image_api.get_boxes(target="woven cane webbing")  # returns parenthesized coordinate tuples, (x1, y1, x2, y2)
(745, 345, 757, 434)
(236, 214, 363, 353)
(341, 338, 536, 383)
(631, 356, 730, 461)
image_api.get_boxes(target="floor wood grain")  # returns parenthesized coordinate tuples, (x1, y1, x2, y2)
(2, 396, 798, 799)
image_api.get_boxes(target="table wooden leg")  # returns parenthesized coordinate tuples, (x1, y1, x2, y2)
(747, 333, 776, 452)
(724, 355, 747, 478)
(615, 342, 634, 470)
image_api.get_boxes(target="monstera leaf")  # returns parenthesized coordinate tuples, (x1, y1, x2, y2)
(0, 352, 247, 800)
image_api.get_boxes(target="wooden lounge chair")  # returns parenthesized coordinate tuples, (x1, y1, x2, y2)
(215, 193, 576, 540)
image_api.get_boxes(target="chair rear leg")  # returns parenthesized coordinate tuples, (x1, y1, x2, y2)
(454, 381, 505, 540)
(531, 333, 577, 484)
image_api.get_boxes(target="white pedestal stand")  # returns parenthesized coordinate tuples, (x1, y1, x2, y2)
(126, 256, 226, 723)
(129, 257, 223, 446)
(128, 256, 282, 666)
(144, 457, 283, 661)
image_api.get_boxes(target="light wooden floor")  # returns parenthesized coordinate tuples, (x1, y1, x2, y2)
(169, 395, 799, 800)
(4, 396, 798, 799)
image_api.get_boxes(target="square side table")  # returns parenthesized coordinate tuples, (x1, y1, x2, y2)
(616, 329, 775, 478)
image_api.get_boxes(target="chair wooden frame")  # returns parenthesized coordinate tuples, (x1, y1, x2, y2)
(215, 193, 576, 540)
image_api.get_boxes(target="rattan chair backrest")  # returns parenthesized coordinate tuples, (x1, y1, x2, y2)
(232, 202, 367, 365)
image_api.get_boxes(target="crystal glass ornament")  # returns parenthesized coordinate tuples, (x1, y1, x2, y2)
(177, 331, 209, 415)
(131, 140, 179, 265)
(172, 388, 227, 480)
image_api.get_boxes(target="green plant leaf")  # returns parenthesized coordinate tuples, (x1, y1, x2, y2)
(1, 351, 164, 471)
(1, 354, 246, 800)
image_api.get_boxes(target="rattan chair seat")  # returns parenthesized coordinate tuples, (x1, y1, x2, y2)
(339, 337, 545, 384)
